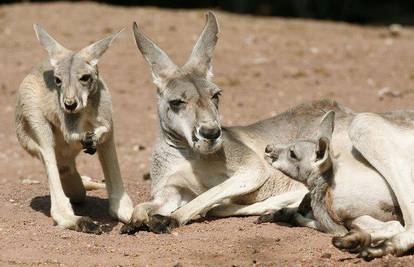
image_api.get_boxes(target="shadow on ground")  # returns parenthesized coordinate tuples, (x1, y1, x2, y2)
(30, 195, 118, 232)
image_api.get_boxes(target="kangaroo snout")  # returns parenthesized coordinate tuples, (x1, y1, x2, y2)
(264, 144, 282, 162)
(197, 124, 222, 140)
(63, 98, 78, 112)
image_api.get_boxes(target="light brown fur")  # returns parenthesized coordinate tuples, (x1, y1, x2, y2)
(15, 25, 133, 234)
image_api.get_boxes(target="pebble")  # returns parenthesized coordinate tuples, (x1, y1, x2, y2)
(321, 252, 332, 259)
(377, 87, 402, 100)
(310, 47, 319, 54)
(389, 24, 402, 37)
(21, 178, 40, 185)
(142, 173, 151, 180)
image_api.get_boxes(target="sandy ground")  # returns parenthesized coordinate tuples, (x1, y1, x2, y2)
(1, 2, 414, 266)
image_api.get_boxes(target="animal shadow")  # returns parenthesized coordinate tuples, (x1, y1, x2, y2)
(30, 195, 118, 232)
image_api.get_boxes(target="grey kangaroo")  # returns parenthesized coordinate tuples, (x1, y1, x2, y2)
(15, 25, 133, 234)
(123, 12, 414, 259)
(263, 111, 406, 260)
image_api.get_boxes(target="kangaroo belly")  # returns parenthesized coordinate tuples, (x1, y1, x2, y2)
(332, 157, 402, 223)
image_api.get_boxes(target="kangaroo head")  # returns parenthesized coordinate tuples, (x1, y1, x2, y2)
(34, 24, 121, 114)
(133, 12, 223, 154)
(264, 111, 335, 185)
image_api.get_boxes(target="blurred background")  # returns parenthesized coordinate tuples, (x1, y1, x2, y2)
(3, 0, 414, 24)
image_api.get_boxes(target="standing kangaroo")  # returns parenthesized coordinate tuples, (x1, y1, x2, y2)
(15, 25, 133, 234)
(123, 12, 414, 258)
(262, 111, 406, 259)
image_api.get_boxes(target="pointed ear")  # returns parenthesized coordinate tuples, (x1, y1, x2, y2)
(315, 111, 335, 165)
(183, 11, 219, 80)
(318, 110, 335, 142)
(132, 22, 178, 89)
(33, 24, 70, 67)
(78, 29, 123, 67)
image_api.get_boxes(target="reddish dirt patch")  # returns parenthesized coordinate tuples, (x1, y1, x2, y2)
(1, 2, 414, 266)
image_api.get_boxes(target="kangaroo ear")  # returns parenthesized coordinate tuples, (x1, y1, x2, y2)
(34, 24, 70, 67)
(183, 11, 219, 80)
(78, 29, 123, 66)
(315, 111, 335, 167)
(319, 110, 335, 142)
(132, 22, 178, 89)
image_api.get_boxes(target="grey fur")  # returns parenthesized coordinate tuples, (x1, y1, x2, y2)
(15, 25, 133, 233)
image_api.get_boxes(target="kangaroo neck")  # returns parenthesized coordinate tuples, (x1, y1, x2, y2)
(308, 168, 348, 235)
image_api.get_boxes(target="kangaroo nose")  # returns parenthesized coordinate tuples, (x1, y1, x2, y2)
(198, 125, 222, 140)
(64, 99, 78, 111)
(265, 145, 273, 154)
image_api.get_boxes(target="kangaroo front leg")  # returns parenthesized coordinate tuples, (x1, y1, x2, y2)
(349, 113, 414, 257)
(143, 166, 269, 233)
(41, 147, 102, 234)
(172, 168, 269, 226)
(97, 132, 133, 223)
(209, 189, 307, 217)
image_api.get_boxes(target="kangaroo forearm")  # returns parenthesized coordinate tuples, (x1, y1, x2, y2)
(172, 169, 268, 225)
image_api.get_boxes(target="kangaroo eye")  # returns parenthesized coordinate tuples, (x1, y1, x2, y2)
(54, 76, 62, 87)
(289, 149, 298, 160)
(212, 91, 221, 101)
(79, 74, 92, 83)
(169, 99, 186, 109)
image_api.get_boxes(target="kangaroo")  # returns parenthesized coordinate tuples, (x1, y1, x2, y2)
(262, 111, 407, 259)
(15, 25, 133, 234)
(123, 12, 414, 259)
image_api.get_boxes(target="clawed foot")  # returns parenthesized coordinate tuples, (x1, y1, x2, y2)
(332, 230, 371, 254)
(120, 214, 179, 235)
(81, 131, 98, 155)
(74, 217, 103, 235)
(256, 208, 295, 224)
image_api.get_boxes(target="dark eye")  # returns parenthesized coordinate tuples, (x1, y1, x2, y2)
(79, 74, 92, 83)
(54, 76, 62, 87)
(212, 91, 221, 101)
(169, 99, 186, 109)
(289, 149, 298, 160)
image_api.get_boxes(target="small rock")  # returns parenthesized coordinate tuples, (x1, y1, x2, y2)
(377, 87, 402, 100)
(21, 178, 40, 185)
(9, 199, 15, 203)
(389, 24, 402, 37)
(142, 173, 151, 181)
(253, 57, 268, 65)
(172, 231, 179, 236)
(321, 252, 332, 259)
(123, 251, 129, 256)
(310, 47, 319, 54)
(173, 263, 183, 267)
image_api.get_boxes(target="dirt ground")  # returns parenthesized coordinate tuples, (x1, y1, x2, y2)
(2, 2, 414, 266)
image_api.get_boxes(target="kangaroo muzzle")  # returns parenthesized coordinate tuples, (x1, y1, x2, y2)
(63, 98, 78, 113)
(197, 125, 222, 141)
(264, 144, 283, 164)
(192, 122, 223, 154)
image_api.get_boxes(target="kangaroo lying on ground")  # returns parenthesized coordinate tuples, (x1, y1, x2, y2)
(122, 12, 414, 258)
(15, 25, 133, 234)
(262, 111, 406, 259)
